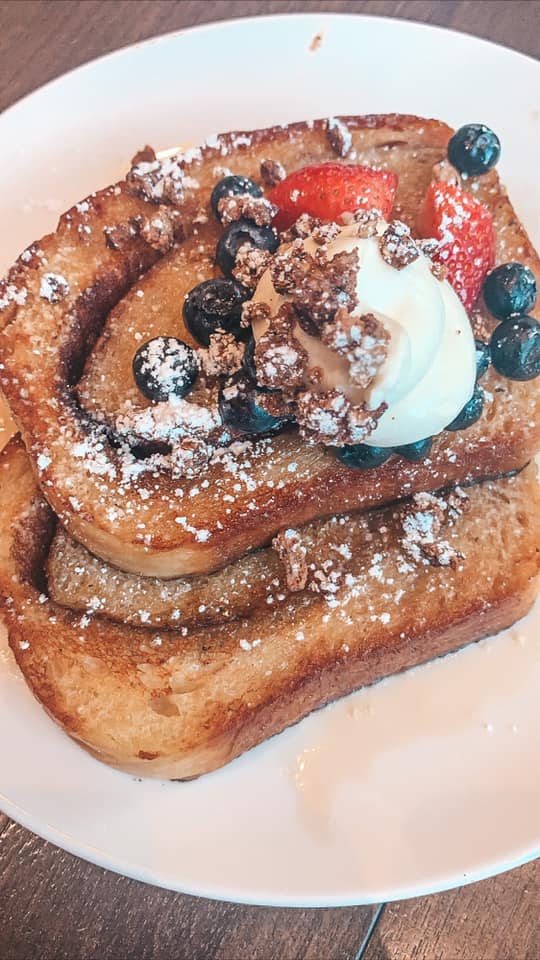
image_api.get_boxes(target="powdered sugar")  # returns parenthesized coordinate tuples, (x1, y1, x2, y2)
(39, 273, 69, 303)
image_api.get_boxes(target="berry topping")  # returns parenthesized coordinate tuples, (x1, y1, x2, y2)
(447, 124, 501, 177)
(490, 316, 540, 381)
(418, 181, 495, 311)
(397, 437, 433, 462)
(183, 278, 251, 346)
(218, 375, 289, 435)
(133, 337, 199, 402)
(211, 175, 262, 221)
(242, 334, 257, 382)
(483, 262, 538, 321)
(268, 163, 398, 231)
(446, 384, 484, 431)
(475, 339, 491, 380)
(335, 443, 393, 470)
(216, 219, 278, 276)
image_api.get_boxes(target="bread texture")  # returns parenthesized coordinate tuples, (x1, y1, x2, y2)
(1, 116, 539, 578)
(2, 438, 538, 780)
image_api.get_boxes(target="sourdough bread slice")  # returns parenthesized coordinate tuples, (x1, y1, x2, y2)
(1, 438, 538, 779)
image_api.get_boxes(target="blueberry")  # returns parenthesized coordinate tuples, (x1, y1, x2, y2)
(335, 444, 393, 470)
(242, 335, 257, 382)
(216, 219, 278, 276)
(183, 278, 251, 346)
(211, 175, 263, 221)
(447, 123, 501, 176)
(446, 384, 484, 431)
(218, 375, 289, 435)
(397, 437, 433, 462)
(475, 339, 491, 380)
(133, 337, 198, 402)
(483, 262, 537, 321)
(490, 315, 540, 381)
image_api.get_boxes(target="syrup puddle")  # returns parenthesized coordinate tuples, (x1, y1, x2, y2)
(290, 618, 540, 841)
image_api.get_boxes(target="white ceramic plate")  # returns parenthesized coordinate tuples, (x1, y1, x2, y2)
(0, 13, 539, 906)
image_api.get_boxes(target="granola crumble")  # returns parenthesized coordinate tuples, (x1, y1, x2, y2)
(232, 244, 272, 288)
(326, 117, 353, 158)
(379, 220, 419, 269)
(283, 213, 322, 242)
(272, 529, 308, 591)
(127, 157, 195, 205)
(401, 491, 463, 567)
(198, 332, 244, 378)
(344, 207, 384, 238)
(131, 145, 157, 165)
(217, 194, 277, 226)
(241, 300, 271, 328)
(254, 303, 308, 390)
(321, 309, 389, 388)
(296, 389, 385, 446)
(39, 272, 69, 303)
(311, 221, 342, 246)
(293, 249, 359, 333)
(268, 242, 359, 335)
(136, 210, 181, 252)
(260, 158, 286, 187)
(270, 239, 311, 295)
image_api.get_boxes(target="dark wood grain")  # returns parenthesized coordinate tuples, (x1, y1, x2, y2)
(1, 0, 539, 114)
(1, 1, 539, 958)
(363, 859, 540, 960)
(0, 820, 376, 960)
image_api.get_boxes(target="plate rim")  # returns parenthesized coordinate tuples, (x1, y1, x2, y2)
(1, 752, 538, 907)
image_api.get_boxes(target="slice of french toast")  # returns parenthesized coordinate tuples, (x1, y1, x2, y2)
(46, 519, 284, 628)
(1, 437, 539, 780)
(1, 116, 539, 578)
(45, 458, 540, 631)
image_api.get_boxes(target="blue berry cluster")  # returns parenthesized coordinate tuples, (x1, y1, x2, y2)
(133, 174, 285, 434)
(484, 263, 539, 380)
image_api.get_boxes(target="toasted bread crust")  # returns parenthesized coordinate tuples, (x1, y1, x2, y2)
(1, 439, 538, 779)
(1, 116, 539, 578)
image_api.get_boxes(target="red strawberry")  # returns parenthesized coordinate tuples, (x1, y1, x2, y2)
(417, 181, 495, 312)
(268, 163, 398, 231)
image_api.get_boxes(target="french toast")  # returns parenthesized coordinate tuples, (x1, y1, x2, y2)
(45, 461, 540, 632)
(1, 437, 539, 779)
(1, 116, 539, 578)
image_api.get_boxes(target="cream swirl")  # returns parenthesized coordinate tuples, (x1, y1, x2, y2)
(251, 223, 476, 447)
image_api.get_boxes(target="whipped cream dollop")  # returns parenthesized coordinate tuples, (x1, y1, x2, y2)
(251, 222, 476, 447)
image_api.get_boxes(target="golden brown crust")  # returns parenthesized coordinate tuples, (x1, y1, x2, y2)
(1, 116, 539, 578)
(1, 439, 539, 779)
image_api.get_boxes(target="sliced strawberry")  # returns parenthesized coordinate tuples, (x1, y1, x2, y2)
(268, 163, 398, 231)
(418, 181, 495, 312)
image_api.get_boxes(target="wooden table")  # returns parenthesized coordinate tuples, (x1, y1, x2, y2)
(1, 2, 539, 957)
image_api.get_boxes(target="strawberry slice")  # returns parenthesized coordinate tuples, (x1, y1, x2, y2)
(418, 181, 495, 312)
(268, 163, 398, 231)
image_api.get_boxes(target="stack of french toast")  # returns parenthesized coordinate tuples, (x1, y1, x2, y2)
(0, 114, 539, 779)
